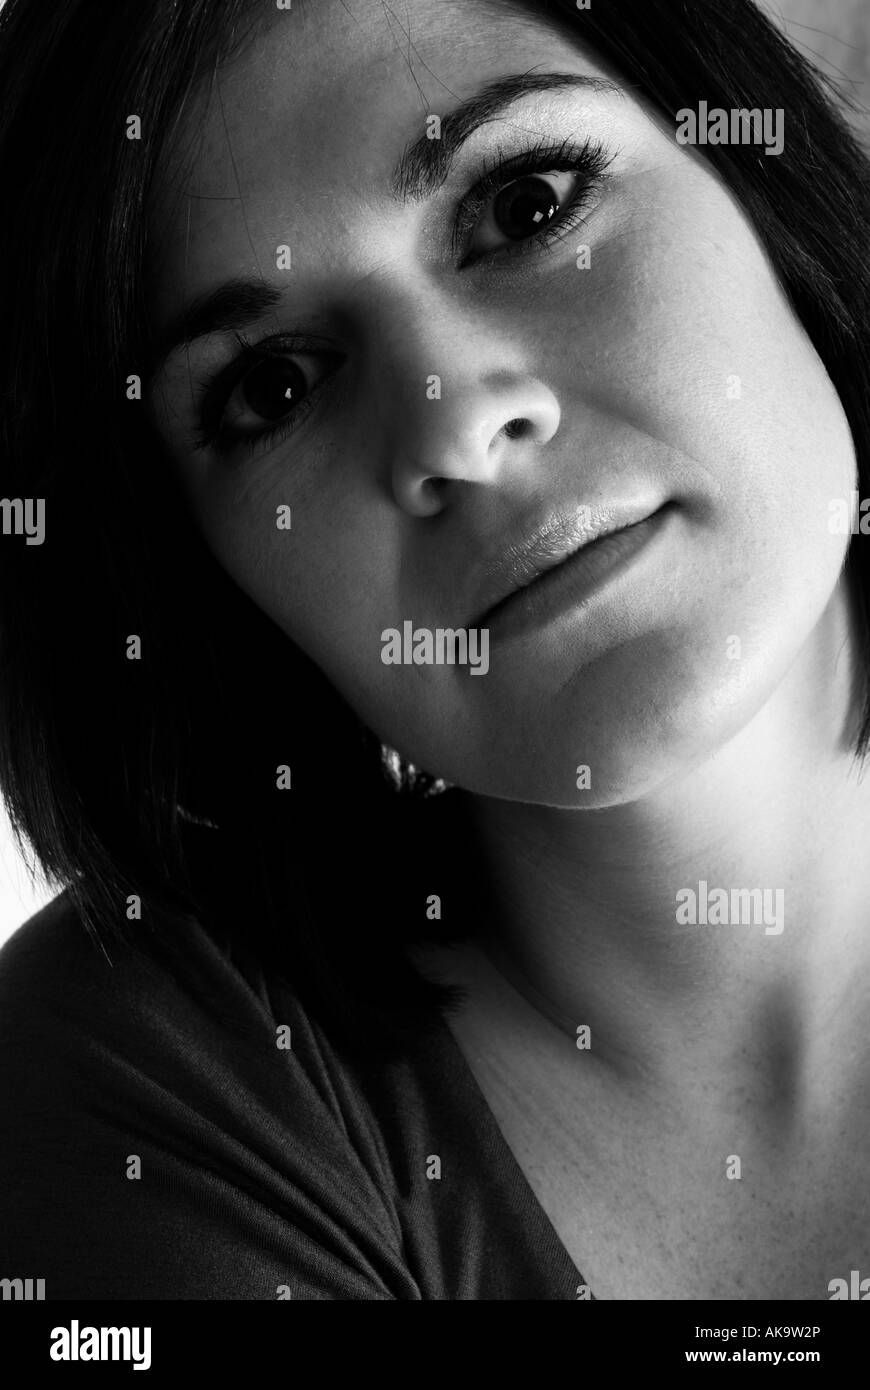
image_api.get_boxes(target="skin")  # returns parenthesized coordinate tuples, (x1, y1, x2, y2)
(148, 0, 870, 1298)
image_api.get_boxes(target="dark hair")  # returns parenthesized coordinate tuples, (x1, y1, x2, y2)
(1, 0, 868, 1057)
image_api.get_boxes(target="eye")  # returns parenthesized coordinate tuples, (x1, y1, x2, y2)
(470, 170, 585, 257)
(196, 344, 341, 453)
(453, 137, 613, 269)
(221, 351, 327, 433)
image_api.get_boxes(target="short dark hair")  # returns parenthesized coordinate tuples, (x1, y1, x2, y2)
(1, 0, 868, 1057)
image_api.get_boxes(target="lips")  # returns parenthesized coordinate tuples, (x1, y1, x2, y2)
(472, 502, 665, 627)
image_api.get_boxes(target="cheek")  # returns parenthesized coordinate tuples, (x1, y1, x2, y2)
(548, 162, 855, 612)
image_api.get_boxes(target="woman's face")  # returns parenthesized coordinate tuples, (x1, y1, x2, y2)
(148, 0, 857, 808)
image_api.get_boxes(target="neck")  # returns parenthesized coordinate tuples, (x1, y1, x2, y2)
(460, 581, 870, 1102)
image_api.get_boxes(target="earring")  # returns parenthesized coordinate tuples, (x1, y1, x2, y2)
(379, 744, 451, 796)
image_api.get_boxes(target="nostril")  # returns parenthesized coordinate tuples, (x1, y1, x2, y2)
(424, 476, 449, 501)
(503, 417, 530, 440)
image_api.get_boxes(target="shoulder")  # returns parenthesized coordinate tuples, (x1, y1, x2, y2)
(0, 893, 417, 1299)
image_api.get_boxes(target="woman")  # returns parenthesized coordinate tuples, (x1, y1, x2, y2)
(1, 0, 869, 1300)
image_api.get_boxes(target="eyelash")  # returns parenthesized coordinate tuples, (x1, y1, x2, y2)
(195, 134, 614, 456)
(453, 134, 612, 267)
(193, 334, 326, 455)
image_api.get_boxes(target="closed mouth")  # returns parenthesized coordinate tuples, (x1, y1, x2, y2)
(478, 503, 672, 640)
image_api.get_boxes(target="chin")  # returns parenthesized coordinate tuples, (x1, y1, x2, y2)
(433, 659, 765, 809)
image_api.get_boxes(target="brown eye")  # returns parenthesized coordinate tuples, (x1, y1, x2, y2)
(467, 168, 586, 260)
(207, 347, 342, 448)
(195, 339, 346, 453)
(491, 174, 563, 241)
(240, 356, 307, 421)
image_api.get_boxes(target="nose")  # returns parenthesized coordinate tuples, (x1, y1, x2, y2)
(370, 292, 562, 516)
(389, 373, 561, 516)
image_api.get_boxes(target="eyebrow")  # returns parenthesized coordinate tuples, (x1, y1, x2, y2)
(391, 70, 618, 204)
(150, 277, 284, 373)
(152, 71, 617, 368)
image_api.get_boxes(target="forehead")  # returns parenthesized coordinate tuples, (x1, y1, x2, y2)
(148, 0, 618, 325)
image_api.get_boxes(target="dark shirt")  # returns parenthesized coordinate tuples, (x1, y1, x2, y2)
(0, 893, 584, 1299)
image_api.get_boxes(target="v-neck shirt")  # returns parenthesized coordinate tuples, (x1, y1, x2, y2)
(0, 893, 588, 1300)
